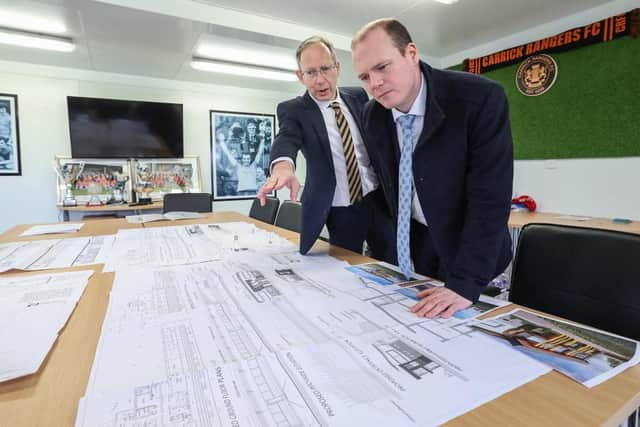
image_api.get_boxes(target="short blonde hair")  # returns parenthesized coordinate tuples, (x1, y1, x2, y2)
(352, 18, 413, 55)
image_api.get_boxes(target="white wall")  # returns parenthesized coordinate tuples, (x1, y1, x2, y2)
(514, 158, 640, 220)
(1, 59, 638, 234)
(0, 61, 301, 232)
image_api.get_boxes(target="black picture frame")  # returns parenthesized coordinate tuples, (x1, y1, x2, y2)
(210, 109, 276, 201)
(0, 93, 21, 176)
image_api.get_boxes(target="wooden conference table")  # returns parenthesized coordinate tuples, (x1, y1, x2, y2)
(0, 212, 639, 427)
(508, 210, 640, 234)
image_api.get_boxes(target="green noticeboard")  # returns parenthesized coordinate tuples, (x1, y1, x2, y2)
(452, 36, 640, 160)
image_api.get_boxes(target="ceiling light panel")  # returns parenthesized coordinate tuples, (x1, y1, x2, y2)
(0, 2, 68, 34)
(191, 58, 297, 81)
(197, 35, 298, 71)
(0, 28, 74, 52)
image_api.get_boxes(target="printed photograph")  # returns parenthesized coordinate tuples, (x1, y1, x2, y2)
(0, 94, 21, 175)
(472, 309, 638, 386)
(132, 157, 201, 201)
(346, 262, 501, 319)
(55, 157, 131, 205)
(210, 110, 275, 200)
(346, 262, 436, 286)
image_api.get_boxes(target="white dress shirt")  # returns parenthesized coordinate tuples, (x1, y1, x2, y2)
(391, 75, 428, 225)
(272, 89, 378, 207)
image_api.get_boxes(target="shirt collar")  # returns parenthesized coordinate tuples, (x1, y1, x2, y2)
(392, 74, 426, 123)
(309, 88, 342, 109)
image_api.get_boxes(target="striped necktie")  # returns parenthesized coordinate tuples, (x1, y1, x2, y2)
(397, 114, 417, 279)
(330, 102, 362, 205)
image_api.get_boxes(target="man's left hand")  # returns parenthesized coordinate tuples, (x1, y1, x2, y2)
(410, 287, 472, 319)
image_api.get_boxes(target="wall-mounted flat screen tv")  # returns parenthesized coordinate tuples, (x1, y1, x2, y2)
(67, 96, 183, 158)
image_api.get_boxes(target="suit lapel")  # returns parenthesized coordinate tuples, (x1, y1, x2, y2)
(414, 62, 445, 153)
(368, 104, 400, 217)
(302, 92, 333, 166)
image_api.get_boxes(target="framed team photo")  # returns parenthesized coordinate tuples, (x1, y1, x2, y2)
(131, 156, 201, 201)
(0, 94, 21, 176)
(210, 110, 275, 201)
(54, 156, 132, 205)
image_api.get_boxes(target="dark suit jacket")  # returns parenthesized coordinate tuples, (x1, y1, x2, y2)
(362, 62, 513, 302)
(270, 87, 369, 253)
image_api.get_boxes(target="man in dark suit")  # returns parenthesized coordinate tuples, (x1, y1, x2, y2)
(257, 36, 394, 260)
(352, 19, 513, 318)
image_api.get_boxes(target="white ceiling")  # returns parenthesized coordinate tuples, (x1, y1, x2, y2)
(0, 0, 635, 91)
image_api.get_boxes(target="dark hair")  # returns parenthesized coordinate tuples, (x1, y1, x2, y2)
(231, 127, 244, 138)
(352, 18, 413, 55)
(295, 36, 338, 68)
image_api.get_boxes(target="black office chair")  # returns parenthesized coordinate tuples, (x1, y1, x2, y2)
(274, 201, 302, 232)
(509, 223, 640, 340)
(248, 197, 280, 224)
(162, 193, 212, 213)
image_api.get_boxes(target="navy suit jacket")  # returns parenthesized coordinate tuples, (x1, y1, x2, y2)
(270, 87, 369, 253)
(362, 62, 513, 302)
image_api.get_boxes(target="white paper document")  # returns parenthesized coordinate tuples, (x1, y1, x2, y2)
(0, 236, 115, 273)
(103, 224, 222, 271)
(0, 240, 57, 272)
(78, 356, 320, 427)
(81, 254, 549, 426)
(0, 270, 93, 382)
(125, 211, 207, 224)
(103, 222, 295, 272)
(20, 223, 84, 236)
(72, 235, 115, 266)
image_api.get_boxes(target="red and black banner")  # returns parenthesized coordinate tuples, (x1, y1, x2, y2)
(464, 9, 639, 74)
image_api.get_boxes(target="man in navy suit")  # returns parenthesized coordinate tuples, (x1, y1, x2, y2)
(257, 36, 394, 260)
(352, 19, 514, 318)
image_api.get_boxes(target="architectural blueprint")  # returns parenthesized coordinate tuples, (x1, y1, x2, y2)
(79, 234, 550, 427)
(103, 224, 222, 271)
(103, 222, 292, 272)
(0, 235, 114, 273)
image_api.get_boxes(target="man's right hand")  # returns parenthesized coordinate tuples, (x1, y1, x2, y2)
(257, 161, 300, 206)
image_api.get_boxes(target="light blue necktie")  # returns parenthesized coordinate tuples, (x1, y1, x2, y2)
(397, 114, 416, 279)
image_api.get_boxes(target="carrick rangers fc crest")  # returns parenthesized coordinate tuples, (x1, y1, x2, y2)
(515, 54, 558, 96)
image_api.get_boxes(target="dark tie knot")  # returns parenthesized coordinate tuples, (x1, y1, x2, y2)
(329, 102, 342, 113)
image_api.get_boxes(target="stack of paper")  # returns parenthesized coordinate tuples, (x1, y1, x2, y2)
(125, 211, 207, 224)
(20, 223, 84, 236)
(0, 236, 114, 273)
(0, 270, 93, 382)
(77, 251, 550, 426)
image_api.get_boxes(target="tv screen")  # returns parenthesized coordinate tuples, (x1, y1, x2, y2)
(67, 96, 183, 158)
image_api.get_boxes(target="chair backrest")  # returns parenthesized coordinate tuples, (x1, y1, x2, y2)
(274, 201, 302, 232)
(248, 197, 280, 224)
(162, 193, 212, 213)
(509, 223, 640, 340)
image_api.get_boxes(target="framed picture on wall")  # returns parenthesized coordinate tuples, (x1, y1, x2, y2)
(0, 94, 21, 176)
(210, 110, 275, 201)
(131, 156, 201, 201)
(55, 156, 132, 205)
